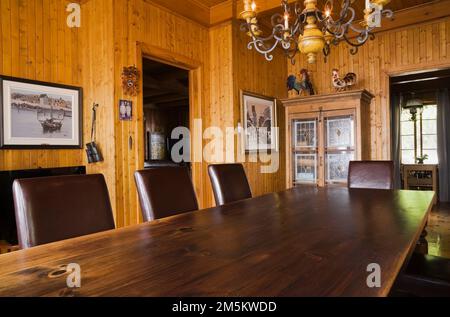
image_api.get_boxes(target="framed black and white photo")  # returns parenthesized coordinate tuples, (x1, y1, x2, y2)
(240, 90, 278, 152)
(119, 99, 132, 121)
(0, 76, 82, 149)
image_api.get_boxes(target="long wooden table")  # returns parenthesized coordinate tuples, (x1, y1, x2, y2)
(0, 187, 434, 297)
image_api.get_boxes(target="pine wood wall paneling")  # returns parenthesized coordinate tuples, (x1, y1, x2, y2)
(287, 16, 450, 160)
(113, 0, 211, 226)
(207, 21, 235, 207)
(0, 0, 84, 172)
(80, 0, 117, 216)
(232, 20, 288, 197)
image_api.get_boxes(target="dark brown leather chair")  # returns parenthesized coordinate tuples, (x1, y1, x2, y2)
(134, 167, 199, 222)
(13, 174, 115, 249)
(348, 160, 394, 190)
(208, 164, 252, 206)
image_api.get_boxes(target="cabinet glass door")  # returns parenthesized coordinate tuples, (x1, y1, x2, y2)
(292, 118, 318, 185)
(324, 114, 355, 183)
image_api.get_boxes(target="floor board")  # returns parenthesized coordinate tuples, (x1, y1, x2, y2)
(427, 202, 450, 259)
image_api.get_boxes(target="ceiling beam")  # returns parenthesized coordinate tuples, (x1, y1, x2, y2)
(143, 75, 189, 95)
(255, 0, 450, 40)
(144, 94, 189, 104)
(369, 0, 450, 35)
(144, 0, 450, 29)
(144, 0, 210, 26)
(211, 0, 234, 25)
(235, 0, 297, 17)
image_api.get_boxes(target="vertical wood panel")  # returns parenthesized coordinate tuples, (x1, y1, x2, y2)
(113, 0, 211, 225)
(233, 21, 287, 197)
(0, 0, 84, 172)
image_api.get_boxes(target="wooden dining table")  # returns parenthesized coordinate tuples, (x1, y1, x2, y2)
(0, 187, 434, 297)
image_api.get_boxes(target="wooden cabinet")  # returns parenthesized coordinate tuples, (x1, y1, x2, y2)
(281, 90, 374, 188)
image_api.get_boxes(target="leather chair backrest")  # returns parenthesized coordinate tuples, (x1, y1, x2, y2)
(348, 161, 394, 190)
(208, 164, 252, 206)
(13, 174, 115, 249)
(134, 167, 199, 222)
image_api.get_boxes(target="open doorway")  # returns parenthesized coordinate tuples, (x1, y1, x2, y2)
(142, 58, 190, 171)
(390, 68, 450, 200)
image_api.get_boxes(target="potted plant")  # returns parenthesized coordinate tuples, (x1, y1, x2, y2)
(416, 154, 429, 164)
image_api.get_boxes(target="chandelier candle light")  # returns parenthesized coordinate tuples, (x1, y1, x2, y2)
(240, 0, 393, 64)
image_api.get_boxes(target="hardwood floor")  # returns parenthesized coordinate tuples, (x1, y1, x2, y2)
(427, 203, 450, 259)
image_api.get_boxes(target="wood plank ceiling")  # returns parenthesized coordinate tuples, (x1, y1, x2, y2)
(258, 0, 437, 26)
(148, 0, 439, 27)
(142, 59, 189, 107)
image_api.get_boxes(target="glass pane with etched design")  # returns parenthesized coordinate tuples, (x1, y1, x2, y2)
(326, 116, 354, 148)
(326, 152, 354, 182)
(294, 120, 316, 148)
(295, 154, 317, 183)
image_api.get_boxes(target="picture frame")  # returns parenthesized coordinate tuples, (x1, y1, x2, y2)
(0, 76, 82, 149)
(240, 90, 278, 153)
(119, 99, 133, 121)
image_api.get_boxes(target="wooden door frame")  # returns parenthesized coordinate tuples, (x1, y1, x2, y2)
(136, 42, 204, 208)
(383, 61, 450, 160)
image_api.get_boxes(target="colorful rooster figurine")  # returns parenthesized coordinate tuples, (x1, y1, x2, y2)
(287, 69, 315, 96)
(332, 69, 357, 92)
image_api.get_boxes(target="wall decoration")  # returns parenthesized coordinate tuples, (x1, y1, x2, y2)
(287, 69, 315, 96)
(241, 90, 278, 152)
(119, 100, 132, 121)
(331, 69, 357, 92)
(86, 103, 103, 164)
(0, 76, 82, 149)
(121, 66, 140, 96)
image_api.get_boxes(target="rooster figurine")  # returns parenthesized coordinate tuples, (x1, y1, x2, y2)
(332, 69, 357, 92)
(287, 69, 315, 96)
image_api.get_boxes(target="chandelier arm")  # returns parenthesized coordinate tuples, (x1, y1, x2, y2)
(249, 38, 279, 61)
(271, 13, 284, 27)
(294, 1, 303, 15)
(331, 0, 352, 25)
(342, 32, 375, 53)
(242, 21, 281, 43)
(382, 9, 394, 19)
(324, 7, 356, 39)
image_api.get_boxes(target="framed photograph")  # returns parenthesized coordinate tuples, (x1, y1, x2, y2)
(240, 90, 278, 152)
(119, 100, 132, 121)
(0, 76, 82, 149)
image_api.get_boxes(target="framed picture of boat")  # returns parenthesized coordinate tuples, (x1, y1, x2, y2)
(0, 76, 82, 149)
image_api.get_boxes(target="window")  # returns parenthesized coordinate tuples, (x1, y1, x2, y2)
(400, 105, 438, 164)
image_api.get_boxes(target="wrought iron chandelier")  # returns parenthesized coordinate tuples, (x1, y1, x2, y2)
(239, 0, 393, 64)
